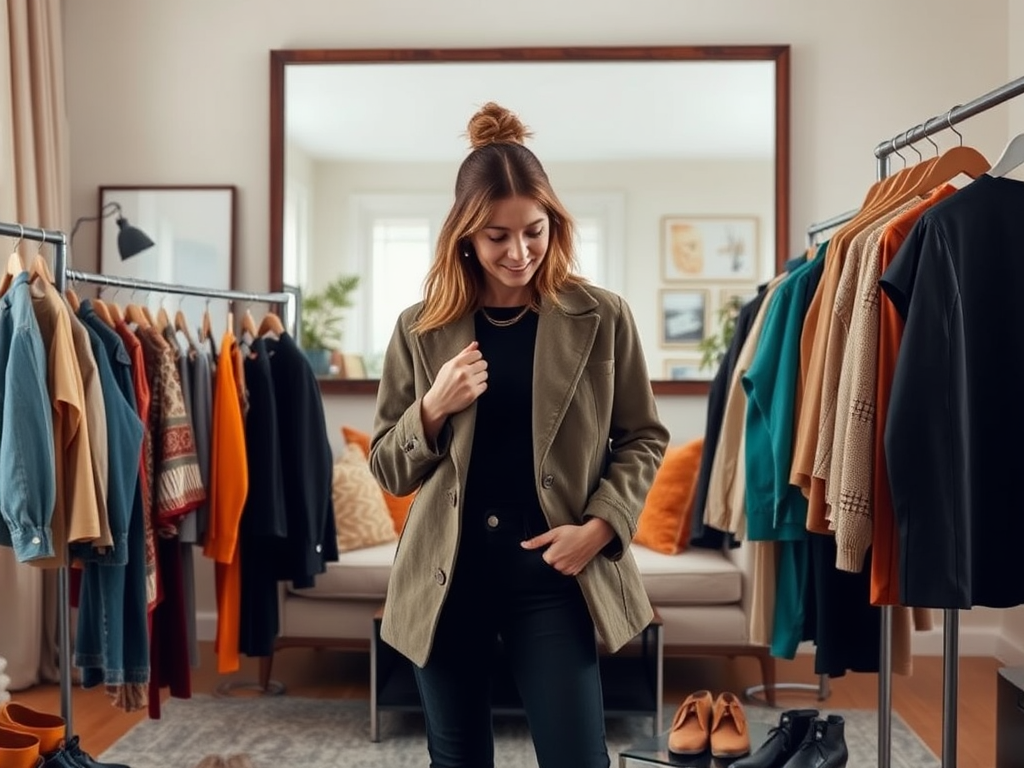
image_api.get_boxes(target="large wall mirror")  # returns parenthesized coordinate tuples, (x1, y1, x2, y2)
(269, 46, 790, 395)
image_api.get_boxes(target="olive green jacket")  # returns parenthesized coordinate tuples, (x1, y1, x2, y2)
(369, 284, 669, 667)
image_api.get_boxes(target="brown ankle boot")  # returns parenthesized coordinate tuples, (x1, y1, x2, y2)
(0, 725, 41, 768)
(0, 702, 64, 755)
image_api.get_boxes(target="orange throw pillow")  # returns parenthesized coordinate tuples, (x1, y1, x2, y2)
(633, 437, 704, 555)
(341, 426, 416, 534)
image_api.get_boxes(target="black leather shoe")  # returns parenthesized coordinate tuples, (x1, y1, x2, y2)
(782, 715, 848, 768)
(61, 737, 131, 768)
(731, 709, 818, 768)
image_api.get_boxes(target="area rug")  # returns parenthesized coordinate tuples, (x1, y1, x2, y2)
(100, 695, 939, 768)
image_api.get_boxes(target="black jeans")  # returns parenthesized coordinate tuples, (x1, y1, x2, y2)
(413, 505, 610, 768)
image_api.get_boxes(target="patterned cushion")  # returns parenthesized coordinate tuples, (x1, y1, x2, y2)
(332, 444, 398, 553)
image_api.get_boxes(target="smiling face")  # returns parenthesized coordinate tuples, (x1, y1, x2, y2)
(469, 196, 550, 306)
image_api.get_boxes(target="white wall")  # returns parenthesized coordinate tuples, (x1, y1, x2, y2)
(309, 156, 773, 377)
(61, 0, 1016, 646)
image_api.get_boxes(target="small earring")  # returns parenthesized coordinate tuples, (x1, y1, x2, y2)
(462, 249, 471, 259)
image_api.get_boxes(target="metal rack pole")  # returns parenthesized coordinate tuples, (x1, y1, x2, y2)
(65, 269, 295, 308)
(873, 75, 1024, 157)
(0, 220, 75, 739)
(872, 152, 895, 768)
(806, 209, 859, 243)
(942, 610, 959, 768)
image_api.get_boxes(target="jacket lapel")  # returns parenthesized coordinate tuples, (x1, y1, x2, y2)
(413, 311, 478, 469)
(533, 286, 600, 467)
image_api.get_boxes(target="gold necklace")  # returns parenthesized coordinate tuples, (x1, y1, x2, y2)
(480, 305, 531, 327)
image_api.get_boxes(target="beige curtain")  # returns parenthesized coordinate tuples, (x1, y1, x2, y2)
(0, 0, 70, 691)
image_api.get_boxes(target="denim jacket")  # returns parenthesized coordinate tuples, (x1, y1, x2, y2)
(73, 302, 144, 565)
(0, 272, 56, 561)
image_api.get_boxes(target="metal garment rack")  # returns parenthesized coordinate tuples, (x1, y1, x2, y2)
(807, 209, 858, 244)
(0, 217, 294, 739)
(872, 73, 1024, 768)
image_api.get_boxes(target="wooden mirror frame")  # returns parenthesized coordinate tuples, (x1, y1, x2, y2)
(269, 45, 790, 396)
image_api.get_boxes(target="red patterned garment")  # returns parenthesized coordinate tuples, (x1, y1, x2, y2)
(138, 328, 206, 532)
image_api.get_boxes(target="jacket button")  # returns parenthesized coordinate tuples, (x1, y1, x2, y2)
(403, 437, 419, 452)
(447, 489, 457, 506)
(542, 474, 554, 489)
(434, 568, 446, 586)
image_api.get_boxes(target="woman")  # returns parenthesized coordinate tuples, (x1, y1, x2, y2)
(369, 102, 668, 768)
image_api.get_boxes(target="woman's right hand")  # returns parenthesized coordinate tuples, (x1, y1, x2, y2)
(421, 341, 487, 441)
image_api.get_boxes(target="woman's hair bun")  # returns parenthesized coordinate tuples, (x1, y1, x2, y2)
(467, 102, 532, 149)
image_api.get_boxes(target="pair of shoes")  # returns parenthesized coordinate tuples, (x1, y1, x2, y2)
(731, 709, 848, 768)
(667, 690, 750, 758)
(0, 702, 132, 768)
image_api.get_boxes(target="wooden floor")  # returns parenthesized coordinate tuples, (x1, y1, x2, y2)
(11, 644, 1002, 767)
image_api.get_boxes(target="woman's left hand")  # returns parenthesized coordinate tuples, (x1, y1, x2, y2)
(520, 518, 616, 576)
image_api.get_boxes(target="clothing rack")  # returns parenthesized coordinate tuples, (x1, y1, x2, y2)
(0, 220, 74, 738)
(0, 217, 295, 740)
(872, 72, 1024, 768)
(807, 210, 858, 244)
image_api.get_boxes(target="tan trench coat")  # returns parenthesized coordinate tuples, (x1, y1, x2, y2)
(369, 284, 669, 667)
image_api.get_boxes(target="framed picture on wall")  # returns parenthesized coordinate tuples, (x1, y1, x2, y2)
(664, 357, 713, 381)
(660, 288, 709, 348)
(661, 215, 760, 282)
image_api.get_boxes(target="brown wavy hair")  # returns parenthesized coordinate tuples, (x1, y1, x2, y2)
(411, 102, 585, 333)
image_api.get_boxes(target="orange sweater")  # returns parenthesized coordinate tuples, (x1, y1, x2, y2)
(871, 185, 957, 605)
(203, 331, 249, 673)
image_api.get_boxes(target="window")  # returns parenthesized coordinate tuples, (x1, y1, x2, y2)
(352, 192, 624, 376)
(574, 217, 605, 285)
(369, 218, 432, 367)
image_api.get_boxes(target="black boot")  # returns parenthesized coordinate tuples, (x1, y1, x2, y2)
(731, 709, 818, 768)
(61, 737, 131, 768)
(782, 715, 848, 768)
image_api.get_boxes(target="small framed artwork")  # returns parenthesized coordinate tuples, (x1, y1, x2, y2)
(660, 288, 709, 348)
(664, 358, 714, 381)
(662, 215, 760, 282)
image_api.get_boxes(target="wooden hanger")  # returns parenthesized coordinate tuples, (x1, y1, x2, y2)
(175, 308, 196, 348)
(66, 288, 81, 312)
(28, 253, 54, 283)
(140, 305, 155, 327)
(241, 308, 258, 337)
(126, 302, 150, 329)
(92, 298, 115, 327)
(156, 304, 171, 333)
(906, 145, 990, 195)
(106, 298, 124, 326)
(258, 310, 285, 337)
(0, 253, 25, 296)
(200, 301, 212, 342)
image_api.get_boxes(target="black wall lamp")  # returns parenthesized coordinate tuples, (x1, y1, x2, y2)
(70, 201, 155, 260)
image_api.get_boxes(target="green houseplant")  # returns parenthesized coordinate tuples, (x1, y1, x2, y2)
(697, 295, 744, 372)
(300, 274, 360, 374)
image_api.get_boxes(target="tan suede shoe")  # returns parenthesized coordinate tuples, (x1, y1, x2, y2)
(0, 725, 41, 768)
(0, 702, 64, 755)
(667, 689, 714, 756)
(710, 691, 751, 758)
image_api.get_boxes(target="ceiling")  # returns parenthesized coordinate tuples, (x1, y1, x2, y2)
(285, 60, 776, 163)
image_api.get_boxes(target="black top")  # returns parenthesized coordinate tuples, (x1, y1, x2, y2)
(880, 173, 1024, 609)
(462, 306, 545, 527)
